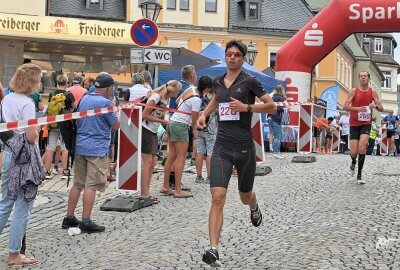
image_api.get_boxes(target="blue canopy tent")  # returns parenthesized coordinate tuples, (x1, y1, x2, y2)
(157, 42, 285, 93)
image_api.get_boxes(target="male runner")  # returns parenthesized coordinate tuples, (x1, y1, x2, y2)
(197, 40, 276, 267)
(343, 71, 383, 184)
(382, 110, 399, 156)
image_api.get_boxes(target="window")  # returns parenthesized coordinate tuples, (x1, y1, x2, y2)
(375, 38, 383, 53)
(180, 0, 189, 10)
(382, 71, 392, 89)
(86, 0, 103, 9)
(167, 0, 176, 9)
(205, 0, 217, 12)
(269, 53, 276, 69)
(249, 3, 259, 20)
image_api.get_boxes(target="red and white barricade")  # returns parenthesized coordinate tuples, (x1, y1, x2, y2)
(297, 104, 313, 153)
(117, 107, 142, 196)
(252, 113, 265, 162)
(380, 127, 388, 156)
(331, 126, 341, 153)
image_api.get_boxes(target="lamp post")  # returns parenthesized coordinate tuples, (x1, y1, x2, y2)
(246, 41, 258, 66)
(139, 0, 163, 22)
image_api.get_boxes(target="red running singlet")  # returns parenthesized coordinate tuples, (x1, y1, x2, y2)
(349, 87, 374, 127)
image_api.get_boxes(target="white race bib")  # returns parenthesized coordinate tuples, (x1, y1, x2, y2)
(357, 112, 370, 122)
(388, 123, 394, 129)
(219, 102, 240, 121)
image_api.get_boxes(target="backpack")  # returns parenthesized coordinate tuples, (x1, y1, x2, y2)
(47, 92, 67, 129)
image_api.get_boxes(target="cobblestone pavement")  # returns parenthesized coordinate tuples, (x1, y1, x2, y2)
(1, 153, 400, 269)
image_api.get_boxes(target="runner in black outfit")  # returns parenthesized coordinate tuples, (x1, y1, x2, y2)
(197, 40, 277, 267)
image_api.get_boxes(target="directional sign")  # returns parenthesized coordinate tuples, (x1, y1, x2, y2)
(130, 19, 158, 47)
(130, 48, 143, 64)
(143, 48, 172, 65)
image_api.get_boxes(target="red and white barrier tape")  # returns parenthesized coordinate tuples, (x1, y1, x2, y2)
(0, 99, 346, 133)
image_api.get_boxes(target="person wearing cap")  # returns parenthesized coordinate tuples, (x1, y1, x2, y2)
(67, 75, 87, 104)
(62, 73, 120, 233)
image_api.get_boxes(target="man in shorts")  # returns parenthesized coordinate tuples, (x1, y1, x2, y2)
(382, 110, 399, 156)
(343, 71, 383, 184)
(197, 40, 276, 267)
(62, 73, 120, 233)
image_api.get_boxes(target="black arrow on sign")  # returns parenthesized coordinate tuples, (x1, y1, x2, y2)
(145, 51, 152, 60)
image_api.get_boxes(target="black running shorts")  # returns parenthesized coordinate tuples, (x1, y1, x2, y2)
(387, 130, 396, 138)
(350, 125, 371, 140)
(210, 143, 256, 193)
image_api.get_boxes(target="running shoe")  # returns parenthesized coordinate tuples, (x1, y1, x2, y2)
(45, 171, 52, 180)
(202, 248, 221, 267)
(250, 204, 263, 227)
(61, 169, 70, 180)
(205, 176, 210, 184)
(195, 176, 205, 183)
(52, 166, 59, 175)
(190, 158, 196, 166)
(350, 163, 355, 176)
(357, 174, 365, 185)
(62, 216, 80, 229)
(273, 154, 284, 159)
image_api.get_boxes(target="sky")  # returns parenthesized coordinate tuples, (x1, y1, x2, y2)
(394, 33, 400, 83)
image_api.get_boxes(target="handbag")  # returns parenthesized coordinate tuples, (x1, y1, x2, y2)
(0, 102, 16, 145)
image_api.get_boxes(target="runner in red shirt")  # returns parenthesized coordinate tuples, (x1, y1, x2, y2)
(343, 71, 383, 184)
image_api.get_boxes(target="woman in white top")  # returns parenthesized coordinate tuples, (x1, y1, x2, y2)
(161, 84, 203, 198)
(125, 73, 150, 102)
(0, 63, 41, 267)
(141, 80, 181, 202)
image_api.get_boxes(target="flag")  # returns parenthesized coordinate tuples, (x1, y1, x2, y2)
(320, 84, 339, 118)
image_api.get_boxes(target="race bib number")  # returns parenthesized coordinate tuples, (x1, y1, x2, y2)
(388, 123, 394, 129)
(357, 112, 370, 122)
(219, 102, 240, 121)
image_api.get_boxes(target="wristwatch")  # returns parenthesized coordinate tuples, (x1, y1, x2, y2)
(247, 104, 253, 113)
(375, 105, 379, 109)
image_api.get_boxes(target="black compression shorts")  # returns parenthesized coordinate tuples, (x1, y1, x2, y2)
(350, 125, 371, 140)
(210, 143, 256, 193)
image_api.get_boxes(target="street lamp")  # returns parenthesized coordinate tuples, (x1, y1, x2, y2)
(139, 0, 163, 22)
(246, 41, 258, 66)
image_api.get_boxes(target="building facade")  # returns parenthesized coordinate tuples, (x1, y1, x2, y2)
(360, 33, 400, 114)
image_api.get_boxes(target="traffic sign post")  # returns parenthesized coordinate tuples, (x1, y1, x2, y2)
(130, 18, 172, 88)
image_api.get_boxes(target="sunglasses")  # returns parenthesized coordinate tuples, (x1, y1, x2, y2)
(225, 51, 243, 58)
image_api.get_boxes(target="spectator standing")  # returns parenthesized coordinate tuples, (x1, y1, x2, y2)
(339, 111, 350, 153)
(43, 75, 76, 179)
(194, 76, 215, 184)
(141, 81, 181, 202)
(367, 117, 378, 155)
(0, 63, 43, 267)
(161, 76, 202, 198)
(168, 65, 198, 189)
(125, 73, 150, 101)
(67, 75, 87, 104)
(141, 70, 153, 91)
(267, 85, 286, 159)
(62, 73, 120, 233)
(83, 78, 95, 91)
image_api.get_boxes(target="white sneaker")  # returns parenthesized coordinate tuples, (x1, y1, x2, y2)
(273, 154, 284, 159)
(52, 166, 59, 175)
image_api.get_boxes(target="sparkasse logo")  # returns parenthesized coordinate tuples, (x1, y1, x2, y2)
(349, 2, 400, 24)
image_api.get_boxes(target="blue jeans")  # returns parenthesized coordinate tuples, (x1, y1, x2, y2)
(268, 119, 282, 154)
(0, 148, 34, 253)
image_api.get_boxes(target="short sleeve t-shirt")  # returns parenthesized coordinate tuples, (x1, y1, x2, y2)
(213, 71, 267, 146)
(142, 93, 167, 133)
(339, 115, 350, 135)
(29, 92, 42, 112)
(75, 93, 118, 157)
(49, 89, 75, 111)
(383, 115, 399, 130)
(268, 94, 285, 123)
(170, 87, 202, 125)
(314, 118, 328, 129)
(2, 92, 35, 134)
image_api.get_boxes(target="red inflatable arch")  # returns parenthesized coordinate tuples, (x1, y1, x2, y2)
(276, 0, 400, 125)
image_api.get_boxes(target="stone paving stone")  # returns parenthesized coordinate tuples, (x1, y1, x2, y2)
(0, 153, 400, 269)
